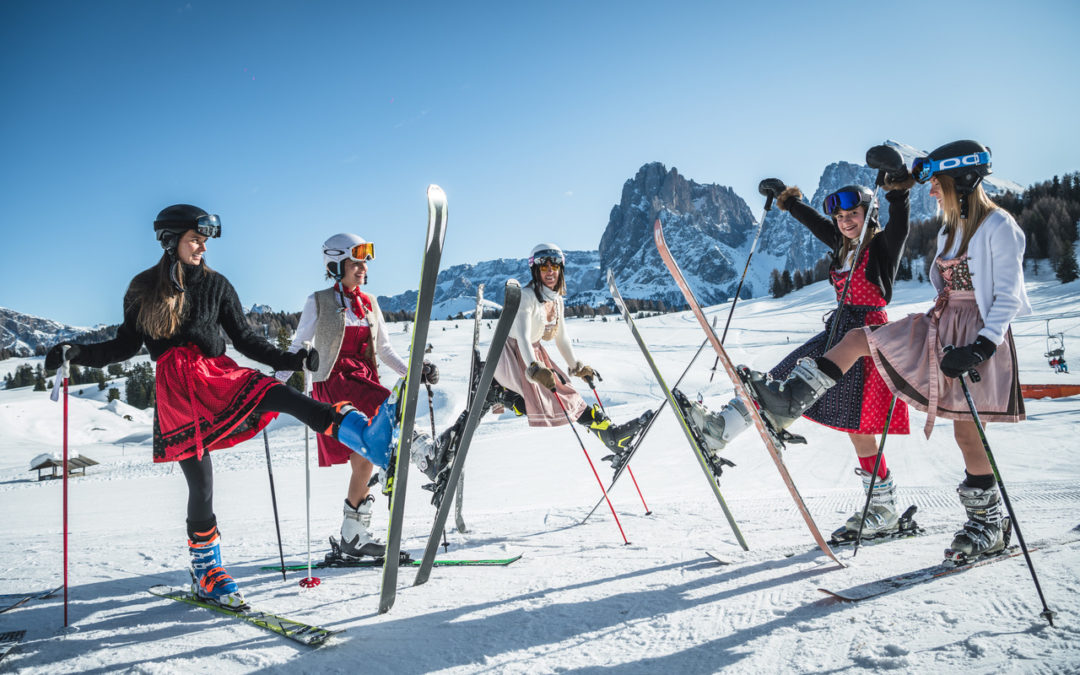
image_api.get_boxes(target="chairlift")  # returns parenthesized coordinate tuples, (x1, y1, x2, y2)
(1044, 319, 1067, 373)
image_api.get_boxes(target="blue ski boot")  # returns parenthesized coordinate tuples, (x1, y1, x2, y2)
(330, 400, 395, 469)
(188, 526, 246, 609)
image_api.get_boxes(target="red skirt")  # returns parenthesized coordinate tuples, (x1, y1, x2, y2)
(153, 344, 281, 463)
(311, 325, 391, 466)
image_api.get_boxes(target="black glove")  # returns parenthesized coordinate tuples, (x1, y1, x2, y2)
(940, 337, 997, 378)
(45, 343, 81, 370)
(421, 360, 439, 385)
(758, 178, 787, 200)
(291, 347, 319, 372)
(865, 144, 905, 173)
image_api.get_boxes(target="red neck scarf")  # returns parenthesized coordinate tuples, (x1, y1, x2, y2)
(335, 283, 371, 319)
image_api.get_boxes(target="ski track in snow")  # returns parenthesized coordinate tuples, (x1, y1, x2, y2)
(1, 275, 1079, 673)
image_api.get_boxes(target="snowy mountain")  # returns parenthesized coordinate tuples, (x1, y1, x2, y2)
(0, 306, 91, 357)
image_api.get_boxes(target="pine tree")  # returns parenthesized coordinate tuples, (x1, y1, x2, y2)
(1057, 244, 1079, 283)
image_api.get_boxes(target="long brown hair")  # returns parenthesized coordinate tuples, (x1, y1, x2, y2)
(133, 254, 212, 339)
(938, 176, 999, 256)
(835, 207, 879, 268)
(529, 263, 566, 302)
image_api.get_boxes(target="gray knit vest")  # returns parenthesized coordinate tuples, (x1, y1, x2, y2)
(310, 287, 381, 383)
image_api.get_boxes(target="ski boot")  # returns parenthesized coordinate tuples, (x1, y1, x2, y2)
(188, 526, 246, 609)
(741, 358, 836, 431)
(944, 483, 1012, 564)
(338, 495, 385, 559)
(831, 468, 899, 543)
(577, 405, 654, 461)
(410, 431, 439, 482)
(682, 395, 752, 458)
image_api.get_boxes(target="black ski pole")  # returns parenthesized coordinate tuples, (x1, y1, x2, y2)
(426, 382, 450, 552)
(852, 395, 898, 557)
(552, 373, 630, 544)
(585, 375, 651, 516)
(952, 358, 1055, 626)
(710, 183, 774, 382)
(262, 430, 287, 582)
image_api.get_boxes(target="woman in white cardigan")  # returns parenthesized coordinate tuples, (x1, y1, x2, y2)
(277, 233, 437, 559)
(743, 140, 1031, 564)
(491, 243, 652, 459)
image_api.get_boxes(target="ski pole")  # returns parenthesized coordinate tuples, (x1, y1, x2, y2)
(426, 382, 449, 552)
(852, 395, 898, 557)
(299, 341, 320, 589)
(709, 185, 774, 382)
(585, 375, 651, 516)
(954, 360, 1055, 626)
(552, 375, 630, 544)
(61, 346, 71, 627)
(262, 430, 287, 582)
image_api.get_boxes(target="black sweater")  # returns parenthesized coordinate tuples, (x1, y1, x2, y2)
(71, 263, 296, 371)
(782, 189, 910, 304)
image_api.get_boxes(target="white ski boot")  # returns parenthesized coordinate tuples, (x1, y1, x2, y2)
(831, 468, 899, 541)
(945, 483, 1011, 563)
(339, 495, 385, 558)
(684, 397, 752, 458)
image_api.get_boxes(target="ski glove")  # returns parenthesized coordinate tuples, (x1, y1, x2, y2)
(45, 343, 81, 370)
(569, 361, 597, 381)
(421, 360, 439, 385)
(526, 361, 556, 390)
(290, 347, 319, 373)
(940, 336, 997, 378)
(757, 178, 787, 200)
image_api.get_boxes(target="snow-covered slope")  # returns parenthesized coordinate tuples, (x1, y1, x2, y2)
(0, 269, 1077, 672)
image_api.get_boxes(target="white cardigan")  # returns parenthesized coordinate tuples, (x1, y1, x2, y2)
(510, 285, 580, 368)
(930, 209, 1032, 345)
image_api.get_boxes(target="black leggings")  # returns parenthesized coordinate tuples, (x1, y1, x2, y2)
(179, 384, 336, 538)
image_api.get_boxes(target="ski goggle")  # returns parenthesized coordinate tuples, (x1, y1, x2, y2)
(823, 190, 865, 216)
(911, 151, 991, 184)
(155, 214, 222, 239)
(533, 257, 562, 271)
(529, 249, 564, 268)
(325, 242, 375, 262)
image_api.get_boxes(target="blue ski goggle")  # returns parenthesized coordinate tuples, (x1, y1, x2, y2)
(911, 151, 991, 184)
(823, 190, 865, 216)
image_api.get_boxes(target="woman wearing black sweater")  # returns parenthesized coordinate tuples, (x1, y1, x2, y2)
(45, 204, 385, 609)
(679, 152, 915, 541)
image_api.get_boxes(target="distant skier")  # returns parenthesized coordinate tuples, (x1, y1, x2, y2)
(421, 243, 652, 483)
(275, 233, 438, 560)
(709, 141, 1031, 562)
(45, 206, 391, 609)
(681, 145, 915, 542)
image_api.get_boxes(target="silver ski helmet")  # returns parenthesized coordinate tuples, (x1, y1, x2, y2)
(153, 204, 221, 255)
(323, 233, 374, 281)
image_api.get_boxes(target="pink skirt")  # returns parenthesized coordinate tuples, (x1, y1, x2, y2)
(864, 291, 1024, 438)
(493, 338, 587, 427)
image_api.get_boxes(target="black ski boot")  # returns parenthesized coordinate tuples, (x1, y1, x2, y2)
(944, 483, 1012, 563)
(742, 358, 836, 431)
(578, 405, 654, 458)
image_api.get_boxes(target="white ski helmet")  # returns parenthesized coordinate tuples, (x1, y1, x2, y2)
(529, 242, 565, 268)
(323, 233, 375, 281)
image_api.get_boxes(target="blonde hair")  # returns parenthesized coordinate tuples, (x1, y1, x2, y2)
(938, 176, 1000, 256)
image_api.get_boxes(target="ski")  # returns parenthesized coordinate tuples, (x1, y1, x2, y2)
(263, 555, 522, 571)
(147, 586, 340, 647)
(818, 537, 1078, 602)
(607, 270, 748, 550)
(0, 630, 26, 664)
(654, 218, 843, 566)
(0, 585, 62, 615)
(379, 184, 448, 614)
(414, 279, 522, 587)
(456, 282, 486, 534)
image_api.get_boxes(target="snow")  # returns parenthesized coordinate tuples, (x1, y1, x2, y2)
(1, 273, 1079, 673)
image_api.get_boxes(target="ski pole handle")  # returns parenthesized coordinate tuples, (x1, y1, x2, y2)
(302, 340, 313, 393)
(61, 344, 71, 379)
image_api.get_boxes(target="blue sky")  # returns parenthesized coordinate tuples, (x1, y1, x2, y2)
(3, 0, 1078, 327)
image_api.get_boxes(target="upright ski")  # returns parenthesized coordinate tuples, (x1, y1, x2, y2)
(147, 586, 340, 647)
(414, 279, 522, 586)
(608, 271, 748, 550)
(653, 219, 843, 567)
(379, 185, 448, 614)
(456, 282, 486, 534)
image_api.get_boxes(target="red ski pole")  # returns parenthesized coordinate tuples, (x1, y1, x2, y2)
(584, 375, 651, 516)
(550, 376, 630, 544)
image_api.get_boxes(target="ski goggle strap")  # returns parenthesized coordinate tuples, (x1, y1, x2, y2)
(911, 151, 991, 184)
(529, 249, 564, 267)
(823, 190, 865, 216)
(349, 242, 375, 262)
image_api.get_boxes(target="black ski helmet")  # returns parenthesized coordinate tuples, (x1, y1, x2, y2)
(913, 140, 993, 193)
(823, 185, 873, 217)
(153, 204, 221, 255)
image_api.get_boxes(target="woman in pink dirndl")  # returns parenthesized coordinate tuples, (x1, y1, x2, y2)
(740, 141, 1031, 563)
